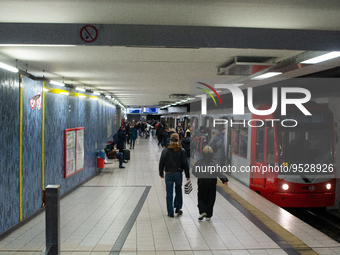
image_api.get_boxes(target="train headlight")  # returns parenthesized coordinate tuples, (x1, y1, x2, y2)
(326, 183, 332, 190)
(282, 184, 289, 190)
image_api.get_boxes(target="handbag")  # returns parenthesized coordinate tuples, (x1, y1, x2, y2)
(184, 180, 193, 194)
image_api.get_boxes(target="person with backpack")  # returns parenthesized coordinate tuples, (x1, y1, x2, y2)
(208, 127, 226, 166)
(159, 133, 190, 218)
(196, 128, 209, 160)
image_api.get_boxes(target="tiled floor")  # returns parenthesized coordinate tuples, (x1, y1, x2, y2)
(1, 137, 340, 255)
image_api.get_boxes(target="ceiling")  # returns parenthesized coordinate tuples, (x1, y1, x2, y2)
(1, 0, 340, 108)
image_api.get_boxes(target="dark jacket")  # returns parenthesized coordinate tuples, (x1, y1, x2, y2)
(129, 127, 138, 141)
(181, 136, 191, 157)
(117, 129, 126, 150)
(162, 130, 175, 147)
(125, 125, 130, 137)
(208, 133, 225, 159)
(159, 144, 190, 178)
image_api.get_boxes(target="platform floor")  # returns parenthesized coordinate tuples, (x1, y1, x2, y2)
(1, 137, 340, 255)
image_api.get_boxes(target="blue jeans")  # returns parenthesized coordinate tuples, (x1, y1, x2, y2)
(165, 172, 183, 215)
(117, 152, 123, 167)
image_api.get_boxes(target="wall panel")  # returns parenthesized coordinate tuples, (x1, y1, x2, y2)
(21, 76, 43, 219)
(0, 70, 20, 234)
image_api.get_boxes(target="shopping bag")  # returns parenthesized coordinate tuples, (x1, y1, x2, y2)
(184, 180, 193, 194)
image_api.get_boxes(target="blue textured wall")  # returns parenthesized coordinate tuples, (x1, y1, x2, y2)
(0, 70, 20, 234)
(0, 72, 118, 235)
(21, 76, 43, 219)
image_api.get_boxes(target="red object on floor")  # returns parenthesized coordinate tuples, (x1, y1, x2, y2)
(97, 157, 105, 168)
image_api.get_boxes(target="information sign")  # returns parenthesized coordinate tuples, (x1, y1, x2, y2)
(64, 127, 84, 178)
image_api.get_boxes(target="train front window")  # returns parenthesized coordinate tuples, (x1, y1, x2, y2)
(278, 131, 333, 165)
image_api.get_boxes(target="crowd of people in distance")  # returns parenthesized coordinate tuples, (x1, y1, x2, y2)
(157, 121, 229, 221)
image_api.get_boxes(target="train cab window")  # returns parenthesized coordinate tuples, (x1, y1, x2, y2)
(278, 131, 333, 165)
(266, 127, 274, 165)
(255, 123, 264, 162)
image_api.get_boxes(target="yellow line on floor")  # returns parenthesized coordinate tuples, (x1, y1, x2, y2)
(217, 181, 318, 255)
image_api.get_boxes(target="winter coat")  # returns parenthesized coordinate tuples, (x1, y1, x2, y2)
(159, 144, 190, 178)
(181, 137, 191, 157)
(117, 129, 126, 150)
(208, 134, 225, 159)
(129, 127, 138, 141)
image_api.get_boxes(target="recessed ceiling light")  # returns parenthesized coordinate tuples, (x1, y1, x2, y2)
(251, 72, 282, 80)
(0, 62, 18, 73)
(301, 51, 340, 64)
(50, 80, 65, 87)
(76, 87, 86, 92)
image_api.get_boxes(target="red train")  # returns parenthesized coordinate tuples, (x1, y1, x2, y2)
(249, 102, 336, 207)
(163, 101, 336, 208)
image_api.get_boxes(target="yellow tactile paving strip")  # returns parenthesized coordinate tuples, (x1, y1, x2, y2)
(217, 181, 319, 255)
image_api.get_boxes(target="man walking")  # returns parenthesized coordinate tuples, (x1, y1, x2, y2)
(159, 133, 190, 217)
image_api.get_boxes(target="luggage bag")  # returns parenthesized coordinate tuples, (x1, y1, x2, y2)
(123, 149, 130, 160)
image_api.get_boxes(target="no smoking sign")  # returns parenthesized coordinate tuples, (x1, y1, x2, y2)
(80, 25, 98, 43)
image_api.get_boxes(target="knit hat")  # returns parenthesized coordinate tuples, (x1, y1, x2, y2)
(170, 133, 179, 141)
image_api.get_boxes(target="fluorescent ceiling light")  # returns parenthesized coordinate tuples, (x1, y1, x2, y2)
(90, 97, 98, 100)
(105, 95, 111, 98)
(50, 80, 65, 87)
(93, 91, 100, 95)
(251, 72, 282, 80)
(76, 87, 86, 92)
(301, 51, 340, 64)
(0, 62, 19, 73)
(60, 92, 69, 95)
(0, 44, 76, 47)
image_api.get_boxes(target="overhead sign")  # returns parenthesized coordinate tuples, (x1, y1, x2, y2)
(80, 25, 98, 43)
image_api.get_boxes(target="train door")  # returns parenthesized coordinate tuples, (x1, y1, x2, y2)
(250, 121, 276, 191)
(251, 121, 266, 189)
(218, 116, 229, 166)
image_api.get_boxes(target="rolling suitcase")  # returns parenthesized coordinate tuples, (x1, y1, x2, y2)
(123, 149, 130, 160)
